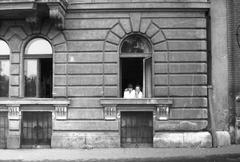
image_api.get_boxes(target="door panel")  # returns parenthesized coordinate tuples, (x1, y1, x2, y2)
(121, 112, 153, 148)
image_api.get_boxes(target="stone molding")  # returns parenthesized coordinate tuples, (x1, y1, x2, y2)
(48, 3, 67, 29)
(100, 98, 173, 121)
(54, 104, 68, 120)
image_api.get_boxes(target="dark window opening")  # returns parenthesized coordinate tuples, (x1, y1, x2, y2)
(21, 112, 52, 146)
(121, 58, 143, 97)
(24, 58, 52, 98)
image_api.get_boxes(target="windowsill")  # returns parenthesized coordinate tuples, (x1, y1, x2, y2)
(100, 98, 173, 106)
(0, 98, 70, 105)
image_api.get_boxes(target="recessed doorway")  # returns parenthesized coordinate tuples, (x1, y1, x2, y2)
(121, 111, 153, 148)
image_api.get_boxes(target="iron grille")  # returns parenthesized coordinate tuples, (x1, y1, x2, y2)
(121, 112, 153, 147)
(21, 112, 52, 146)
(0, 112, 8, 149)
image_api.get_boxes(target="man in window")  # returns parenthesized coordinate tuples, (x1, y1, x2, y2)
(123, 84, 135, 98)
(135, 85, 143, 98)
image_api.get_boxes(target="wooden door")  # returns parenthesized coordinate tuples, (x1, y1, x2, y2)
(121, 112, 153, 147)
(0, 112, 8, 149)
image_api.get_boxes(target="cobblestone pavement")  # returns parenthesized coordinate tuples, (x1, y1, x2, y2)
(0, 145, 240, 162)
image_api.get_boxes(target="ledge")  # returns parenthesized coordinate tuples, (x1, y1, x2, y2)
(0, 98, 70, 105)
(100, 98, 173, 106)
(69, 2, 210, 11)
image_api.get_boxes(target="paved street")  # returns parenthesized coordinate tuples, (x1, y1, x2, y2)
(0, 145, 240, 162)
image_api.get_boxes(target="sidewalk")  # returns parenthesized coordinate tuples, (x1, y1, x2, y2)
(0, 145, 240, 162)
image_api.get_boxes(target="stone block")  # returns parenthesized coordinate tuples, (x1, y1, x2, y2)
(68, 53, 103, 63)
(7, 133, 20, 149)
(10, 75, 19, 86)
(68, 41, 104, 52)
(151, 31, 165, 44)
(55, 53, 67, 63)
(120, 19, 131, 34)
(10, 64, 19, 75)
(68, 87, 103, 97)
(154, 42, 168, 51)
(68, 64, 103, 74)
(130, 13, 141, 32)
(105, 52, 118, 62)
(111, 24, 125, 38)
(64, 30, 108, 40)
(153, 132, 183, 148)
(51, 132, 120, 148)
(53, 120, 118, 131)
(53, 87, 66, 97)
(146, 23, 159, 38)
(169, 86, 207, 96)
(169, 52, 207, 62)
(9, 87, 19, 97)
(155, 75, 168, 85)
(169, 74, 207, 85)
(8, 35, 22, 53)
(9, 120, 20, 130)
(105, 64, 117, 74)
(168, 41, 207, 51)
(163, 29, 206, 39)
(54, 64, 67, 74)
(154, 63, 168, 74)
(106, 32, 120, 45)
(153, 18, 206, 28)
(155, 87, 169, 97)
(68, 75, 102, 85)
(41, 19, 52, 36)
(54, 76, 67, 86)
(5, 27, 27, 40)
(155, 120, 208, 131)
(154, 132, 212, 148)
(86, 132, 120, 148)
(0, 20, 15, 36)
(68, 108, 104, 120)
(172, 97, 207, 108)
(65, 19, 118, 29)
(170, 108, 208, 119)
(140, 19, 151, 34)
(169, 63, 207, 73)
(11, 53, 20, 63)
(47, 27, 60, 39)
(183, 132, 212, 147)
(105, 42, 118, 52)
(104, 86, 118, 97)
(69, 98, 102, 108)
(51, 132, 85, 148)
(52, 34, 66, 45)
(216, 131, 231, 147)
(54, 43, 67, 52)
(104, 75, 117, 85)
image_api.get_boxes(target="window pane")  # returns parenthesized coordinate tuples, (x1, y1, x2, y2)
(25, 38, 52, 55)
(0, 40, 10, 55)
(0, 61, 9, 97)
(121, 36, 150, 53)
(24, 60, 37, 97)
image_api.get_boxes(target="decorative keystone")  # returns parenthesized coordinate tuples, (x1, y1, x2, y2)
(104, 106, 117, 120)
(156, 105, 170, 121)
(7, 105, 20, 120)
(26, 15, 41, 33)
(54, 105, 68, 120)
(48, 4, 66, 29)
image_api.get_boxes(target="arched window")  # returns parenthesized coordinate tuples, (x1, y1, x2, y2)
(24, 38, 53, 98)
(120, 35, 152, 98)
(0, 40, 10, 97)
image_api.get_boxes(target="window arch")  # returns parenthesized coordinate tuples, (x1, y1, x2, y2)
(0, 39, 10, 97)
(120, 35, 152, 98)
(24, 38, 53, 98)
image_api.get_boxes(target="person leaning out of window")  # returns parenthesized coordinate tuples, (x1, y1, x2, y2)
(124, 84, 143, 98)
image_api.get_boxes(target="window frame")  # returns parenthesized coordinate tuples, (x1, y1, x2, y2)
(0, 39, 10, 98)
(23, 38, 53, 98)
(119, 35, 153, 98)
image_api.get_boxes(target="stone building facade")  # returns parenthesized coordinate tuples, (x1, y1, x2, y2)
(0, 0, 234, 149)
